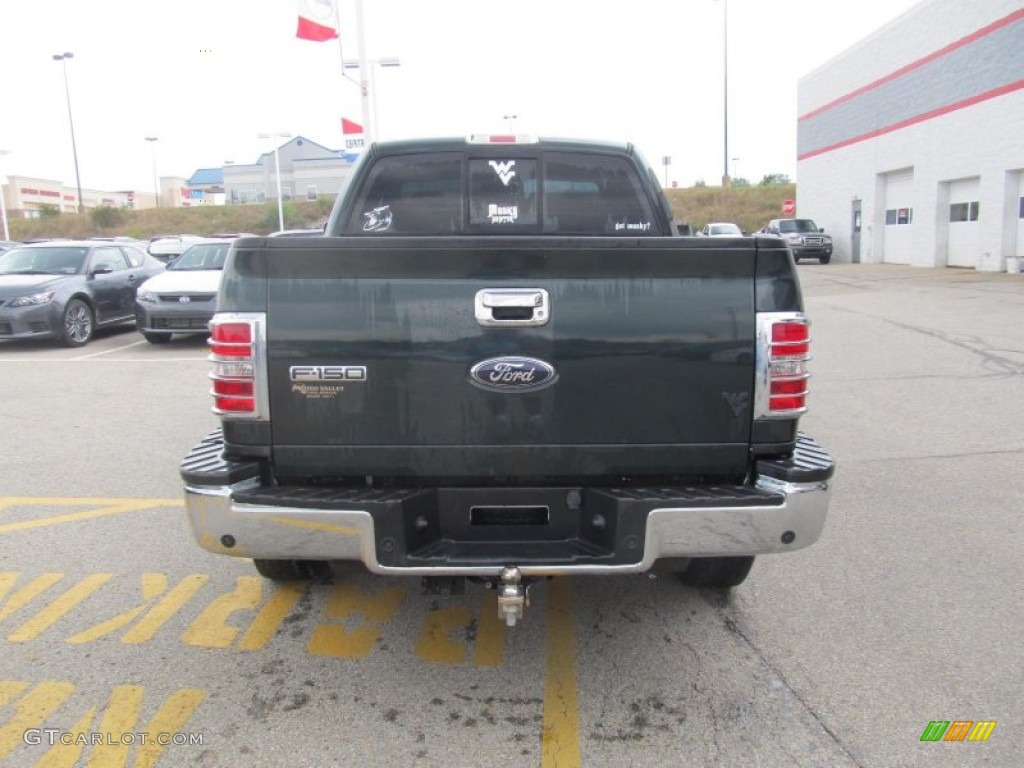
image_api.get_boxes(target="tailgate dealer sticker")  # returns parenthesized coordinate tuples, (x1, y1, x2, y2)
(289, 365, 366, 400)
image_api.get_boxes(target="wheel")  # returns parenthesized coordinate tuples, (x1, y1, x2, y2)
(253, 559, 333, 582)
(143, 332, 172, 344)
(676, 556, 755, 588)
(819, 255, 832, 264)
(60, 299, 94, 347)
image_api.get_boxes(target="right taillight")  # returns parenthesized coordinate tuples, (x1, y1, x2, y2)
(208, 313, 269, 420)
(755, 312, 811, 419)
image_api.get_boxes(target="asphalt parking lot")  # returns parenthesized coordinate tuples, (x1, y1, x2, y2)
(0, 263, 1021, 767)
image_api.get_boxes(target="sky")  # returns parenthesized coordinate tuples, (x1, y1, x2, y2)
(0, 0, 927, 194)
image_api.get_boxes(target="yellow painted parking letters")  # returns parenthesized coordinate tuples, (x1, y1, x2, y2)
(0, 681, 76, 760)
(8, 575, 111, 643)
(1, 680, 206, 768)
(308, 583, 406, 658)
(237, 581, 305, 651)
(181, 577, 307, 651)
(0, 573, 64, 623)
(415, 592, 506, 667)
(66, 573, 206, 645)
(181, 576, 263, 648)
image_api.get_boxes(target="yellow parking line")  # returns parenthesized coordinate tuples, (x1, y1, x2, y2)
(0, 498, 181, 535)
(541, 577, 581, 768)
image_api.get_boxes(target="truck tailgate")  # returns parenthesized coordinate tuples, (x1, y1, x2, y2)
(262, 237, 756, 480)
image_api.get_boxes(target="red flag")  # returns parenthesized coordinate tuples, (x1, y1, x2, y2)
(297, 0, 338, 42)
(341, 118, 363, 135)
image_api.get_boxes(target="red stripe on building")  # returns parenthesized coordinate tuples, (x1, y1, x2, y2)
(798, 79, 1024, 161)
(799, 8, 1024, 122)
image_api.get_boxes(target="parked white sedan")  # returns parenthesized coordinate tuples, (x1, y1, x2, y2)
(134, 239, 234, 343)
(701, 222, 744, 237)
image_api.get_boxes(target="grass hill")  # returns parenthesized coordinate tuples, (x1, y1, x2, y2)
(7, 198, 335, 242)
(6, 183, 796, 241)
(665, 183, 796, 234)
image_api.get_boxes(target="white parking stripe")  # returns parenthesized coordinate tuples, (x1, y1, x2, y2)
(71, 340, 150, 360)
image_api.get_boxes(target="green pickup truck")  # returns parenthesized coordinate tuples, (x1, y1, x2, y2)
(180, 135, 835, 625)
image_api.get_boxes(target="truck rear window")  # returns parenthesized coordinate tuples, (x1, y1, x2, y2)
(343, 151, 658, 236)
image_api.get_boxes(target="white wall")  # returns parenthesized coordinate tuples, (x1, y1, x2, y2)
(797, 0, 1024, 270)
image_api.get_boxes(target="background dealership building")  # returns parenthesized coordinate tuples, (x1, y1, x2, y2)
(797, 0, 1023, 270)
(1, 135, 352, 218)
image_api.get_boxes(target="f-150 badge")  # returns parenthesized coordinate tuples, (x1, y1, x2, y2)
(289, 365, 366, 400)
(469, 357, 556, 392)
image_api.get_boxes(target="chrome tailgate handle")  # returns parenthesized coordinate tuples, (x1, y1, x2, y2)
(475, 289, 550, 327)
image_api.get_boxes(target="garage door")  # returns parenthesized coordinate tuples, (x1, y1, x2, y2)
(947, 177, 980, 268)
(882, 169, 914, 264)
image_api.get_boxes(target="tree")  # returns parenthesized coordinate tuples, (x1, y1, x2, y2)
(694, 179, 707, 188)
(760, 173, 791, 186)
(38, 204, 61, 218)
(732, 177, 751, 188)
(90, 205, 126, 229)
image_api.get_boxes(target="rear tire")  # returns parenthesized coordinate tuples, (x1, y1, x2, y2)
(819, 255, 831, 264)
(143, 332, 172, 344)
(253, 559, 333, 582)
(677, 556, 755, 588)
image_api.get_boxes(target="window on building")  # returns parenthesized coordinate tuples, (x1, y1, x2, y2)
(307, 185, 318, 201)
(950, 201, 979, 222)
(1018, 197, 1023, 219)
(282, 186, 292, 201)
(886, 208, 913, 225)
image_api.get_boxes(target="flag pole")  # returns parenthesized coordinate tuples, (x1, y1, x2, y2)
(354, 0, 373, 144)
(335, 1, 359, 87)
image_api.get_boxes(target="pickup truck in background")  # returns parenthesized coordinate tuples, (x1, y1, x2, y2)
(758, 218, 833, 264)
(180, 136, 835, 626)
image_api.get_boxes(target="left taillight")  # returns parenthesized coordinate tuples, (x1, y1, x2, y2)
(208, 313, 269, 420)
(755, 312, 811, 419)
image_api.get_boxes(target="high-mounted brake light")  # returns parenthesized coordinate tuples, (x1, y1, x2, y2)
(467, 134, 540, 145)
(208, 313, 269, 420)
(755, 313, 811, 419)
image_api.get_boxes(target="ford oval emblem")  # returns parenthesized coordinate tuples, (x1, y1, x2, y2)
(469, 356, 557, 392)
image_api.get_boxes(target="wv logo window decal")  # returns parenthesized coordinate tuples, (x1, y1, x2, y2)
(489, 160, 516, 186)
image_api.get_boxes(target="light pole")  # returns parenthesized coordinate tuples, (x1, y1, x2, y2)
(257, 132, 291, 232)
(0, 149, 10, 241)
(52, 52, 84, 213)
(503, 114, 518, 132)
(712, 0, 729, 187)
(145, 137, 160, 208)
(731, 157, 740, 181)
(342, 57, 400, 140)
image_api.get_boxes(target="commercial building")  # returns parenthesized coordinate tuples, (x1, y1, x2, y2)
(797, 0, 1023, 270)
(1, 176, 158, 217)
(222, 136, 353, 205)
(183, 169, 226, 206)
